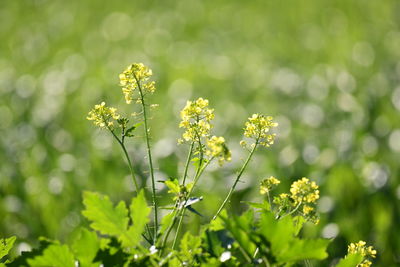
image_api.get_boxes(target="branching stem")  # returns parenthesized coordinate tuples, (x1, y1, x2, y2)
(108, 128, 139, 192)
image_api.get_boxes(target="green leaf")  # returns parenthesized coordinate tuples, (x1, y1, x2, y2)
(6, 239, 52, 267)
(293, 216, 305, 236)
(258, 213, 329, 264)
(220, 210, 257, 259)
(243, 200, 270, 211)
(202, 230, 225, 257)
(27, 244, 75, 267)
(72, 228, 99, 267)
(125, 122, 141, 137)
(259, 213, 296, 254)
(82, 191, 129, 237)
(159, 211, 175, 237)
(279, 238, 330, 262)
(209, 209, 227, 231)
(336, 254, 363, 267)
(179, 232, 202, 262)
(0, 236, 16, 260)
(122, 190, 151, 248)
(164, 179, 180, 195)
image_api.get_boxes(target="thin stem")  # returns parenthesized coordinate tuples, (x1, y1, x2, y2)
(182, 142, 194, 185)
(136, 78, 158, 244)
(212, 142, 258, 220)
(158, 142, 193, 251)
(160, 155, 212, 254)
(281, 201, 302, 218)
(158, 208, 179, 254)
(172, 139, 203, 249)
(109, 129, 139, 192)
(266, 191, 272, 209)
(171, 152, 211, 250)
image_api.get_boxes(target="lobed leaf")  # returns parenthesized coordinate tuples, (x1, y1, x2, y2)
(258, 212, 329, 264)
(179, 232, 202, 263)
(27, 244, 75, 267)
(0, 236, 16, 260)
(82, 191, 129, 237)
(72, 228, 100, 267)
(123, 190, 151, 248)
(164, 179, 180, 195)
(335, 253, 363, 267)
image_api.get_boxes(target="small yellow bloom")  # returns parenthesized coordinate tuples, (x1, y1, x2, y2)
(119, 63, 155, 104)
(179, 98, 215, 142)
(290, 177, 319, 204)
(260, 176, 280, 194)
(206, 136, 231, 165)
(243, 114, 278, 147)
(302, 205, 314, 215)
(87, 102, 121, 130)
(347, 240, 377, 267)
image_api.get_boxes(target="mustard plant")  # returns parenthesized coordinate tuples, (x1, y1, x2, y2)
(1, 63, 379, 267)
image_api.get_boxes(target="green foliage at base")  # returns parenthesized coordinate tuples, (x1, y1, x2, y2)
(0, 196, 346, 266)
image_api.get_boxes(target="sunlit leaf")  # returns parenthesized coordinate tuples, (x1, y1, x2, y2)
(123, 190, 151, 248)
(72, 228, 100, 267)
(82, 191, 129, 237)
(336, 254, 363, 267)
(27, 244, 75, 267)
(0, 236, 16, 260)
(164, 179, 180, 195)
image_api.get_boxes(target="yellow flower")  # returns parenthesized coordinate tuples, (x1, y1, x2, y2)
(243, 114, 278, 147)
(87, 102, 120, 130)
(290, 177, 319, 204)
(348, 241, 377, 258)
(119, 63, 155, 104)
(206, 136, 231, 165)
(347, 241, 377, 267)
(179, 98, 215, 142)
(260, 176, 280, 194)
(273, 193, 290, 205)
(302, 205, 314, 215)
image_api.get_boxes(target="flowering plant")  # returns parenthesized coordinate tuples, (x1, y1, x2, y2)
(1, 63, 377, 267)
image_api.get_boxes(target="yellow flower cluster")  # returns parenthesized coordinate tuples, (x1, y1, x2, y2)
(119, 63, 156, 104)
(271, 177, 320, 223)
(290, 177, 319, 204)
(260, 176, 280, 194)
(348, 241, 377, 267)
(243, 114, 278, 147)
(179, 98, 214, 142)
(87, 102, 120, 129)
(206, 136, 231, 165)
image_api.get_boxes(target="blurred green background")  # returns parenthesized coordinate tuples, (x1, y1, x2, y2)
(1, 0, 400, 265)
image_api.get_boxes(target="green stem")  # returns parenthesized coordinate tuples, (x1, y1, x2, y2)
(159, 209, 178, 255)
(266, 191, 272, 209)
(171, 208, 185, 250)
(160, 155, 212, 254)
(136, 78, 158, 244)
(281, 201, 302, 218)
(182, 142, 194, 185)
(158, 142, 193, 252)
(212, 142, 258, 220)
(171, 152, 211, 250)
(109, 129, 139, 192)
